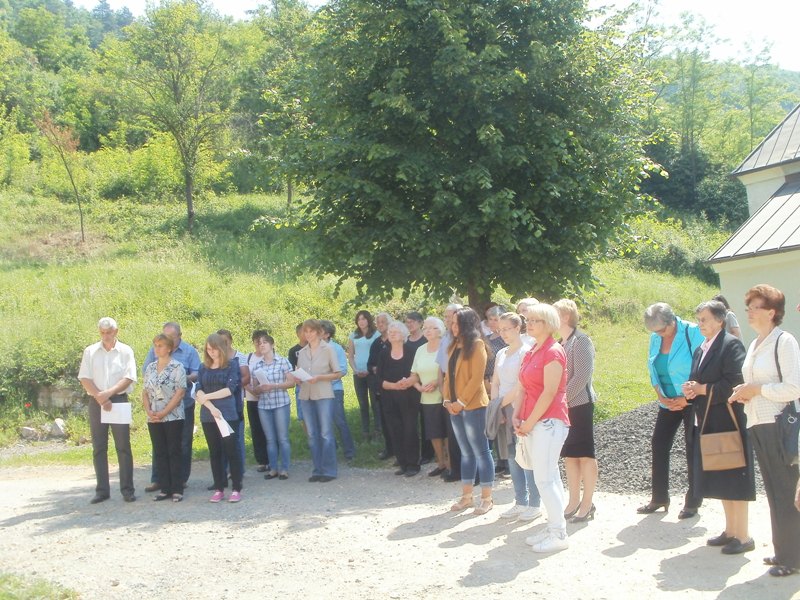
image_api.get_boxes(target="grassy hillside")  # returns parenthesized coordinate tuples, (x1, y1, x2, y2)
(0, 191, 720, 466)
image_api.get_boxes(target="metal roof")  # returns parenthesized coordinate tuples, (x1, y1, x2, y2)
(709, 178, 800, 263)
(733, 103, 800, 176)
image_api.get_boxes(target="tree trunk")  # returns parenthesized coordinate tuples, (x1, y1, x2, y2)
(184, 170, 195, 233)
(287, 176, 293, 211)
(466, 278, 489, 312)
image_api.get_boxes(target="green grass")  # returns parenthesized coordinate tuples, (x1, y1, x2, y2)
(0, 573, 78, 599)
(0, 191, 722, 467)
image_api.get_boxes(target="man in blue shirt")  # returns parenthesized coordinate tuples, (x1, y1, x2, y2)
(321, 320, 356, 461)
(142, 322, 201, 491)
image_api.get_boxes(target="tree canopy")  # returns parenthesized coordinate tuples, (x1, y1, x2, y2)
(295, 0, 653, 305)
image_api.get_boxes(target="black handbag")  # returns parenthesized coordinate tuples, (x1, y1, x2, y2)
(773, 332, 800, 466)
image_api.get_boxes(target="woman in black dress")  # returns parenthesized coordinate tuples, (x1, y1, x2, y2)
(682, 300, 752, 554)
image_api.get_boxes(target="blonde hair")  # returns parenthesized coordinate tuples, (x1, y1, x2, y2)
(554, 299, 580, 329)
(527, 303, 560, 334)
(203, 333, 230, 368)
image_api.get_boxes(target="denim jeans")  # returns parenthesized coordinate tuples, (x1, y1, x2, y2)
(450, 407, 494, 488)
(333, 389, 356, 460)
(301, 398, 338, 478)
(508, 437, 540, 507)
(526, 418, 569, 536)
(258, 404, 291, 473)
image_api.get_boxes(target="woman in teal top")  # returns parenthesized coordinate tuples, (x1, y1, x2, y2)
(347, 310, 381, 440)
(639, 302, 705, 518)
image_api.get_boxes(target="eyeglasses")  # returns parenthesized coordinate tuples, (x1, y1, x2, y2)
(745, 305, 767, 312)
(497, 327, 517, 334)
(528, 319, 546, 325)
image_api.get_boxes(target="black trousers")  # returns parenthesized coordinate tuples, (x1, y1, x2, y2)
(751, 423, 800, 569)
(246, 400, 268, 466)
(383, 393, 421, 471)
(89, 394, 134, 498)
(148, 419, 183, 495)
(650, 406, 702, 508)
(354, 374, 380, 437)
(202, 419, 243, 492)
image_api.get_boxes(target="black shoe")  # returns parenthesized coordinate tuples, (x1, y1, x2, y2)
(123, 495, 136, 503)
(144, 483, 160, 493)
(264, 472, 279, 480)
(207, 484, 216, 491)
(404, 468, 420, 477)
(441, 471, 460, 483)
(722, 538, 755, 555)
(419, 457, 433, 465)
(378, 450, 390, 460)
(308, 475, 322, 482)
(707, 532, 735, 547)
(317, 476, 335, 483)
(428, 466, 447, 477)
(90, 494, 110, 505)
(571, 504, 596, 523)
(394, 468, 406, 476)
(637, 502, 669, 514)
(256, 465, 268, 473)
(678, 507, 698, 519)
(153, 493, 170, 502)
(392, 459, 400, 467)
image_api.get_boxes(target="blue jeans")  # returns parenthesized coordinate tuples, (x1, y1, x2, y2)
(508, 437, 540, 507)
(333, 389, 356, 460)
(527, 418, 569, 536)
(295, 385, 304, 421)
(301, 398, 338, 478)
(450, 408, 494, 488)
(258, 404, 291, 473)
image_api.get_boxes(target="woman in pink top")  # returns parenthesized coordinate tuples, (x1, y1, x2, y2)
(511, 303, 570, 553)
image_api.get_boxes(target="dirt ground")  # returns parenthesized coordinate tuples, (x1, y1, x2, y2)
(1, 462, 799, 600)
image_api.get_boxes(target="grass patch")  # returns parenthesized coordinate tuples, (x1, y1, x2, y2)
(0, 573, 78, 599)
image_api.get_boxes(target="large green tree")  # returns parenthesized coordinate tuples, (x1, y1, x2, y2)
(102, 0, 238, 231)
(295, 0, 652, 305)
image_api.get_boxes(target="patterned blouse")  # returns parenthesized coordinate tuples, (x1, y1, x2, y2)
(252, 354, 292, 410)
(143, 359, 187, 421)
(562, 329, 597, 408)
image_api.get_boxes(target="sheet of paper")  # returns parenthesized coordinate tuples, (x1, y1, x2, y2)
(291, 368, 313, 382)
(215, 415, 234, 438)
(254, 369, 270, 386)
(100, 402, 132, 425)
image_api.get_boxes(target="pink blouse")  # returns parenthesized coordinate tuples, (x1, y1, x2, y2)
(519, 337, 570, 425)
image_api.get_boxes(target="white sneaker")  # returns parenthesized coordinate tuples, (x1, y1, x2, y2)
(519, 506, 542, 521)
(500, 504, 527, 519)
(531, 533, 569, 553)
(525, 529, 550, 546)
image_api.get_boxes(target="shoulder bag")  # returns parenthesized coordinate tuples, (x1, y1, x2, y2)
(699, 388, 746, 471)
(773, 332, 800, 465)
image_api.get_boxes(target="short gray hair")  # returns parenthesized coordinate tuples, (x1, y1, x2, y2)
(98, 317, 118, 330)
(423, 317, 446, 338)
(387, 320, 409, 340)
(375, 312, 392, 323)
(516, 297, 539, 314)
(486, 306, 505, 318)
(445, 303, 463, 314)
(163, 321, 182, 336)
(695, 300, 727, 323)
(644, 303, 676, 331)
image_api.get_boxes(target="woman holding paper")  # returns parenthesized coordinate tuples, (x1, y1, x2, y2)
(196, 333, 243, 503)
(297, 319, 343, 482)
(248, 333, 294, 480)
(142, 333, 186, 502)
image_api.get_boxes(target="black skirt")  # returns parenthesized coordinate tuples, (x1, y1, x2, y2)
(561, 402, 595, 458)
(692, 397, 756, 501)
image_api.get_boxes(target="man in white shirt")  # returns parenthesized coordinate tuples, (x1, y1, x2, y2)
(78, 317, 138, 504)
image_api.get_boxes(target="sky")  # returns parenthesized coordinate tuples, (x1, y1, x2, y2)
(70, 0, 800, 72)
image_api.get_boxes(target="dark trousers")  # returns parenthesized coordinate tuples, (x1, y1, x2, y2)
(246, 401, 269, 466)
(202, 419, 243, 492)
(354, 374, 380, 437)
(418, 400, 434, 461)
(148, 420, 183, 495)
(151, 400, 196, 485)
(651, 406, 702, 508)
(383, 394, 421, 470)
(88, 394, 134, 498)
(444, 406, 462, 479)
(751, 423, 800, 568)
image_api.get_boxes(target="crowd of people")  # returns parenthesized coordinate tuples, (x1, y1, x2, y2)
(78, 285, 800, 573)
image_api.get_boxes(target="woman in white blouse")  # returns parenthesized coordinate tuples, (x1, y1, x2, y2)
(730, 284, 800, 577)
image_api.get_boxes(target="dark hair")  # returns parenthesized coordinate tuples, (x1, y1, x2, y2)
(251, 329, 269, 342)
(712, 294, 730, 310)
(353, 310, 377, 338)
(745, 284, 785, 325)
(320, 319, 336, 339)
(454, 307, 484, 359)
(405, 311, 424, 324)
(295, 322, 304, 333)
(217, 329, 233, 343)
(302, 319, 324, 335)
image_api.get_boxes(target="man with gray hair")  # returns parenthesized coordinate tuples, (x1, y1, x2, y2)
(78, 317, 137, 504)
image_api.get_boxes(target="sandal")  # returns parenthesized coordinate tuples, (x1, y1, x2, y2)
(473, 498, 493, 515)
(153, 493, 170, 502)
(764, 556, 778, 566)
(768, 565, 797, 577)
(450, 496, 475, 511)
(172, 494, 183, 503)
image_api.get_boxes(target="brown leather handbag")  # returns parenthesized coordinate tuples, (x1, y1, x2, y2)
(699, 389, 746, 471)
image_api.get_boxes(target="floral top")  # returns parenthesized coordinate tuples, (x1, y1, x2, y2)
(143, 359, 187, 422)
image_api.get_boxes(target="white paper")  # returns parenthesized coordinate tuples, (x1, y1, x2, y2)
(100, 402, 132, 425)
(215, 415, 234, 438)
(291, 368, 313, 382)
(254, 369, 271, 386)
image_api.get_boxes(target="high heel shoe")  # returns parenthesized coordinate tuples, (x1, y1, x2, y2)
(564, 505, 580, 519)
(571, 504, 596, 523)
(636, 502, 669, 514)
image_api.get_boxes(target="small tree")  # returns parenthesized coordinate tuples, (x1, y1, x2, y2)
(36, 111, 86, 242)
